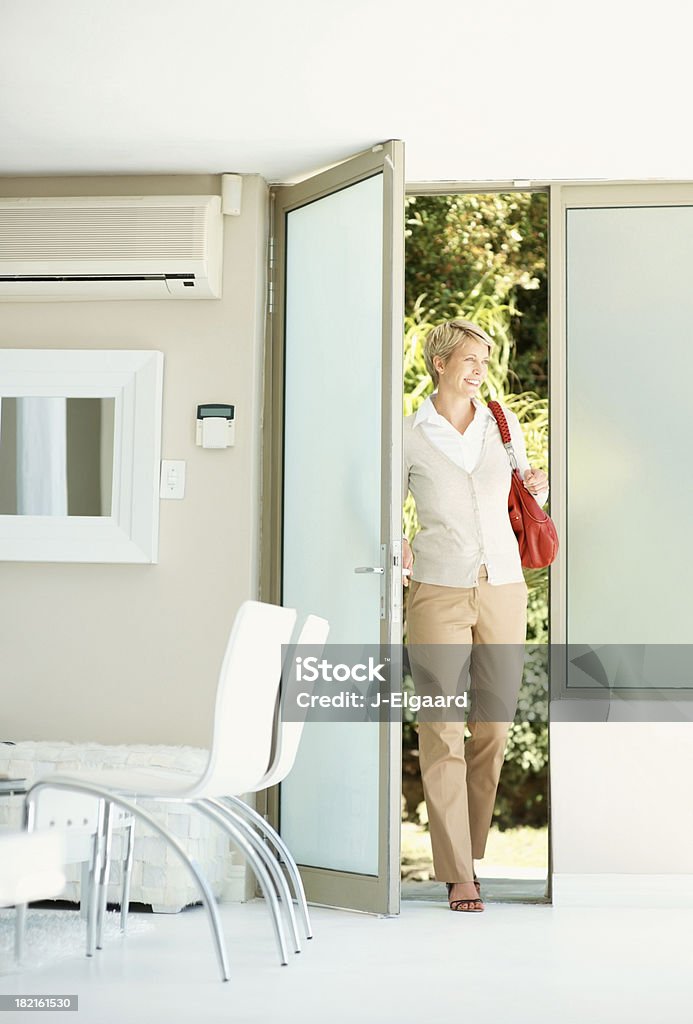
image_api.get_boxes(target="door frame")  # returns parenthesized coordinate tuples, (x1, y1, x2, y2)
(403, 180, 554, 903)
(258, 172, 693, 909)
(549, 179, 693, 699)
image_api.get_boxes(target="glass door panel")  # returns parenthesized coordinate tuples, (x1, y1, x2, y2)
(267, 142, 405, 912)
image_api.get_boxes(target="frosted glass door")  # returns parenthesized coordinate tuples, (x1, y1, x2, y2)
(566, 196, 693, 687)
(270, 143, 404, 914)
(282, 174, 382, 878)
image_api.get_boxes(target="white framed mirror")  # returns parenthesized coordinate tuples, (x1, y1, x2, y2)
(0, 349, 163, 563)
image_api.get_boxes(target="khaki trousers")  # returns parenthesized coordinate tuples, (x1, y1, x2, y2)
(406, 565, 528, 883)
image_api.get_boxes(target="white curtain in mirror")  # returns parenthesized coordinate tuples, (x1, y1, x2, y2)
(15, 397, 67, 516)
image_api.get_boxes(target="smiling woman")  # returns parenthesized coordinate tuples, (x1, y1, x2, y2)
(402, 317, 549, 913)
(427, 323, 492, 434)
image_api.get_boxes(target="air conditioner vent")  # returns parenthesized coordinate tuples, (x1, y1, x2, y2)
(0, 195, 223, 301)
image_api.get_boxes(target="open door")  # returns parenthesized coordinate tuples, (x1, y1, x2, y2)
(261, 141, 405, 914)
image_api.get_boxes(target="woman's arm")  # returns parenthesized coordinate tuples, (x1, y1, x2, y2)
(505, 407, 550, 507)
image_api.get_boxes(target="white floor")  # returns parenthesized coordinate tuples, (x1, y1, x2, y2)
(0, 894, 689, 1024)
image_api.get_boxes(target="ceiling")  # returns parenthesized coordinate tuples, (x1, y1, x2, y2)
(1, 0, 691, 185)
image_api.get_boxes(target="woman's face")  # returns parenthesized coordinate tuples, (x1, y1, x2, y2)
(435, 337, 490, 397)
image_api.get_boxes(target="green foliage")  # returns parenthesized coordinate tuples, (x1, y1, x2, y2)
(402, 192, 549, 830)
(493, 712, 548, 829)
(405, 193, 549, 395)
(496, 639, 549, 829)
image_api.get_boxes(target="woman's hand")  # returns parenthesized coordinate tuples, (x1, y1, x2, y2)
(402, 537, 414, 587)
(523, 467, 548, 496)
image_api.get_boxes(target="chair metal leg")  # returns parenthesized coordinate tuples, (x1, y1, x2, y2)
(120, 820, 135, 933)
(80, 861, 90, 922)
(86, 800, 106, 957)
(193, 801, 290, 966)
(96, 801, 114, 950)
(200, 798, 301, 954)
(220, 794, 313, 940)
(13, 792, 36, 962)
(14, 902, 26, 962)
(25, 782, 231, 983)
(12, 790, 49, 962)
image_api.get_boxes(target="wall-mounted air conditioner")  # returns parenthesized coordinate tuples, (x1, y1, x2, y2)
(0, 195, 223, 301)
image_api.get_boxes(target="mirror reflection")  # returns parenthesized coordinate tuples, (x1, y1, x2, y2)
(0, 397, 115, 516)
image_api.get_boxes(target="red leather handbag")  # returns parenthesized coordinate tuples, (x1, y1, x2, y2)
(487, 401, 559, 569)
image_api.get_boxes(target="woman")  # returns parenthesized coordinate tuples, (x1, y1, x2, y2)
(402, 319, 548, 913)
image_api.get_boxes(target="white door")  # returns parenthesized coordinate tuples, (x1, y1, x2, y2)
(262, 142, 405, 914)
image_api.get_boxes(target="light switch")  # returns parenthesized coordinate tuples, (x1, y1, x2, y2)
(160, 460, 186, 500)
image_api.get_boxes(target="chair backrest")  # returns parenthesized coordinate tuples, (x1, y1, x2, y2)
(260, 613, 330, 790)
(196, 600, 297, 796)
(0, 830, 66, 907)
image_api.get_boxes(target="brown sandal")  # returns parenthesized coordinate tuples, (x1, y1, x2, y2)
(446, 881, 484, 912)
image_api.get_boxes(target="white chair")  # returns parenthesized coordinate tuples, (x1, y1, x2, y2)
(23, 599, 298, 983)
(0, 830, 66, 962)
(213, 612, 330, 940)
(64, 612, 328, 955)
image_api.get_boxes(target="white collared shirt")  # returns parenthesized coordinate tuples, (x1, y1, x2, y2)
(403, 393, 550, 586)
(413, 393, 550, 505)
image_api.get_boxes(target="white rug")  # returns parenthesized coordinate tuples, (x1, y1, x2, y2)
(0, 908, 152, 975)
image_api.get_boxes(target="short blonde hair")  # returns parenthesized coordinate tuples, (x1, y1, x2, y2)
(423, 319, 494, 387)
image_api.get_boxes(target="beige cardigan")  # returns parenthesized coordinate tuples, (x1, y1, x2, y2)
(403, 404, 530, 587)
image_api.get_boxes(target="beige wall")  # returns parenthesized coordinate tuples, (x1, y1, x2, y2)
(0, 173, 269, 747)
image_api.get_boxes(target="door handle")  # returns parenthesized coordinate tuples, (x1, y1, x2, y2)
(355, 545, 388, 619)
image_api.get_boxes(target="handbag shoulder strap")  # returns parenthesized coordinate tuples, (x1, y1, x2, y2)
(487, 400, 519, 470)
